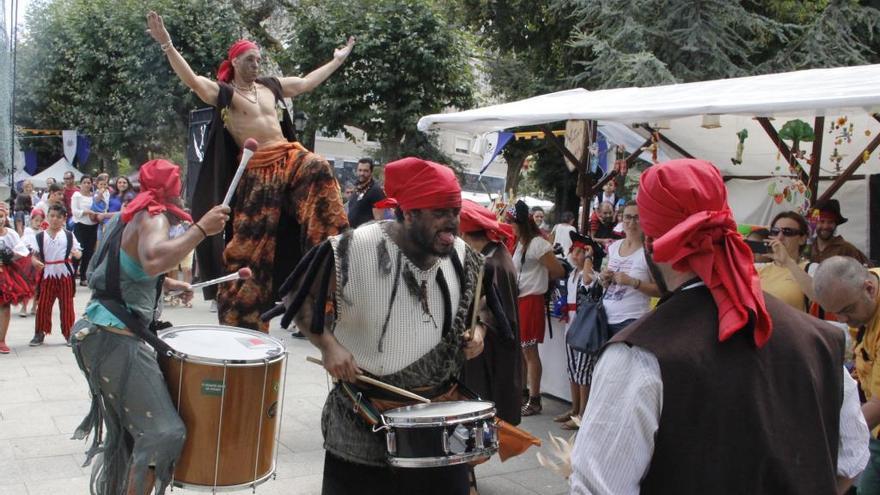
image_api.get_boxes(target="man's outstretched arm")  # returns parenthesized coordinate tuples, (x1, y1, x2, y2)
(280, 36, 355, 98)
(147, 11, 220, 106)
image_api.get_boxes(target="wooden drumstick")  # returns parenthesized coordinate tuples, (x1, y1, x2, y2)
(306, 356, 431, 404)
(464, 265, 485, 341)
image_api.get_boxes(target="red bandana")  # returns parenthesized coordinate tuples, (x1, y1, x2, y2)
(374, 157, 461, 212)
(637, 159, 772, 348)
(460, 199, 504, 241)
(216, 40, 260, 83)
(121, 160, 193, 224)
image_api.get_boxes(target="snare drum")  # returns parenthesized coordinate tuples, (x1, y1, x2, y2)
(381, 401, 498, 468)
(158, 325, 287, 491)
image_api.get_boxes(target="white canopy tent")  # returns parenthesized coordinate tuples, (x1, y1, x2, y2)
(419, 64, 880, 253)
(28, 157, 83, 189)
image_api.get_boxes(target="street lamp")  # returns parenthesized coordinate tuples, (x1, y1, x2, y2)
(293, 110, 308, 135)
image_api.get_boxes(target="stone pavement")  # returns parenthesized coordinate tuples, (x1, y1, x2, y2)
(0, 288, 572, 495)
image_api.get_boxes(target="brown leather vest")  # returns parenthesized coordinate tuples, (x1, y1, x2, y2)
(611, 286, 844, 495)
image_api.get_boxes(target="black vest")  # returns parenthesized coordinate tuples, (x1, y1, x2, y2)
(611, 286, 844, 495)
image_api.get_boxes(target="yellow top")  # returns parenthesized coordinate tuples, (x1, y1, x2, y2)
(854, 268, 880, 402)
(757, 262, 808, 312)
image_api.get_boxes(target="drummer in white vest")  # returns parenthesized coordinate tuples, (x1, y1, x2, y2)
(70, 159, 230, 495)
(266, 157, 485, 495)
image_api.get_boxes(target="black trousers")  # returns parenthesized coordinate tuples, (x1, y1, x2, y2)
(73, 222, 98, 282)
(321, 452, 470, 495)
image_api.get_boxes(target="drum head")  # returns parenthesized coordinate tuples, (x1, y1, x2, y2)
(159, 325, 285, 364)
(384, 400, 495, 427)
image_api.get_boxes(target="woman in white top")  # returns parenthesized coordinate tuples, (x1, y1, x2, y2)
(0, 202, 33, 353)
(70, 175, 98, 286)
(585, 201, 660, 336)
(508, 200, 564, 417)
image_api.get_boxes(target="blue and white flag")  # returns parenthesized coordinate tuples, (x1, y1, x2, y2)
(62, 130, 77, 165)
(479, 131, 514, 175)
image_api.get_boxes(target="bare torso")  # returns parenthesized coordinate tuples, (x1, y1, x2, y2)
(224, 83, 287, 149)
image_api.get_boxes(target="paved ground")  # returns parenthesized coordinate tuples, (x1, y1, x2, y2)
(0, 288, 573, 495)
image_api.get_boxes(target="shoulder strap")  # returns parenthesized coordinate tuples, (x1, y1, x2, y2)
(64, 230, 74, 276)
(93, 220, 175, 357)
(36, 231, 44, 261)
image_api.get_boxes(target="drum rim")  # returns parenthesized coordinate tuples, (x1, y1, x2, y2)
(383, 400, 496, 427)
(171, 465, 275, 491)
(158, 325, 286, 365)
(386, 447, 498, 468)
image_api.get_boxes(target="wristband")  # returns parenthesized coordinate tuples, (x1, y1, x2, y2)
(634, 279, 641, 289)
(193, 223, 208, 239)
(161, 41, 174, 52)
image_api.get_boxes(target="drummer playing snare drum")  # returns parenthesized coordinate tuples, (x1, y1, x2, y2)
(70, 159, 230, 495)
(266, 158, 488, 495)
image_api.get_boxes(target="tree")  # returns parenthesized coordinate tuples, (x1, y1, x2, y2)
(16, 0, 242, 173)
(284, 0, 475, 162)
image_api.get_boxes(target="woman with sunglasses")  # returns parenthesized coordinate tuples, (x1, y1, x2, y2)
(757, 211, 816, 311)
(585, 201, 660, 337)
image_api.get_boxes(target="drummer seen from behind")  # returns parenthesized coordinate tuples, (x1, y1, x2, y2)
(70, 159, 230, 495)
(265, 157, 485, 495)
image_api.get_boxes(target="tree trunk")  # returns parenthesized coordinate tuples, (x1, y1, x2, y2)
(503, 149, 528, 197)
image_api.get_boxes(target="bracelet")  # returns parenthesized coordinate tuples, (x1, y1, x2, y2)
(193, 223, 208, 239)
(161, 41, 174, 52)
(634, 279, 641, 289)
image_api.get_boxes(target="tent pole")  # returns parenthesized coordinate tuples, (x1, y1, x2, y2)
(817, 114, 880, 203)
(640, 124, 695, 159)
(755, 117, 810, 184)
(540, 125, 583, 173)
(577, 121, 598, 232)
(808, 117, 825, 205)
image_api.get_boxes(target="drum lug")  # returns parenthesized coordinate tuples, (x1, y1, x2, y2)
(475, 423, 484, 449)
(386, 430, 396, 455)
(442, 427, 450, 454)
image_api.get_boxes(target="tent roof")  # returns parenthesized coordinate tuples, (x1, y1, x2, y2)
(28, 158, 83, 188)
(418, 64, 880, 133)
(418, 64, 880, 177)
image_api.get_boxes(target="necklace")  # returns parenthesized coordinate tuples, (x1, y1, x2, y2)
(232, 82, 258, 105)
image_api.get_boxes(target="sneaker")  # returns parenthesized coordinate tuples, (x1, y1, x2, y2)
(209, 300, 218, 313)
(0, 342, 9, 354)
(291, 331, 307, 340)
(29, 333, 45, 347)
(18, 310, 27, 318)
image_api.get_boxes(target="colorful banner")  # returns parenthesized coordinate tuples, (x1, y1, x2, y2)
(479, 131, 514, 175)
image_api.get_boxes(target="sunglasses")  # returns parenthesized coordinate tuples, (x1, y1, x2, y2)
(769, 227, 803, 237)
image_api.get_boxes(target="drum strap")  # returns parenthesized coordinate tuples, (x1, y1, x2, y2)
(91, 220, 175, 357)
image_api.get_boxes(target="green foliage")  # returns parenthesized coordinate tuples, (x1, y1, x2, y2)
(16, 0, 241, 169)
(284, 0, 475, 160)
(778, 119, 814, 142)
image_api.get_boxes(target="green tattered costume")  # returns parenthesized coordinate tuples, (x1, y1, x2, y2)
(71, 216, 185, 495)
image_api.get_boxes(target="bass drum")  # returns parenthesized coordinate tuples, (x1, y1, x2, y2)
(159, 325, 287, 491)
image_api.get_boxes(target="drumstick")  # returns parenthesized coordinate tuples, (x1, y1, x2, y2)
(222, 138, 259, 207)
(189, 267, 252, 290)
(166, 267, 252, 297)
(465, 265, 485, 341)
(306, 356, 431, 404)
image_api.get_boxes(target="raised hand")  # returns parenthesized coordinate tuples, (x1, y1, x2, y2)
(334, 36, 355, 61)
(146, 11, 171, 45)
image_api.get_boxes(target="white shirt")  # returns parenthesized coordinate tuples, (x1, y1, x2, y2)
(513, 236, 553, 297)
(39, 229, 82, 279)
(0, 229, 29, 258)
(602, 240, 651, 324)
(551, 223, 577, 253)
(71, 191, 96, 225)
(22, 227, 40, 252)
(570, 336, 870, 494)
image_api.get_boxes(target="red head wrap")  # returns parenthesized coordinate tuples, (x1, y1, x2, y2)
(216, 39, 260, 83)
(374, 157, 461, 212)
(460, 199, 504, 241)
(121, 160, 193, 224)
(637, 159, 772, 348)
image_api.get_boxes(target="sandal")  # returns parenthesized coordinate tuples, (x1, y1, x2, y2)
(560, 418, 580, 430)
(553, 411, 575, 422)
(521, 399, 542, 417)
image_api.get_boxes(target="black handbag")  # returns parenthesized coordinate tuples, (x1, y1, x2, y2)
(565, 281, 610, 354)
